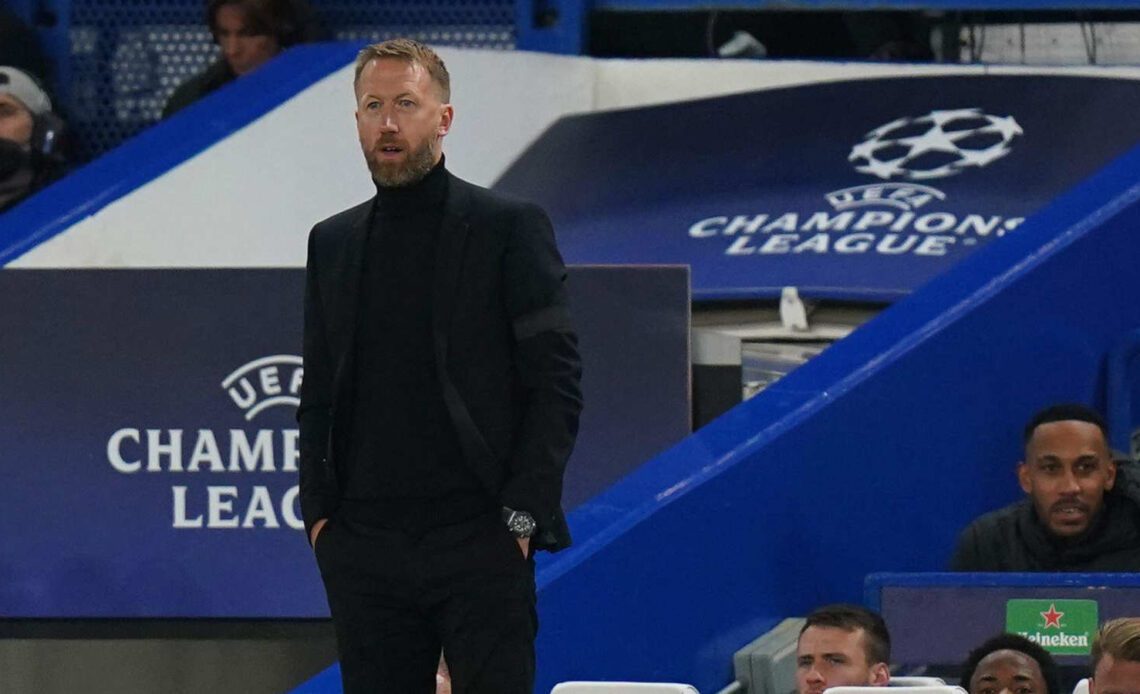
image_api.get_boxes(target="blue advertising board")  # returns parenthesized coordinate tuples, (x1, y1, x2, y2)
(495, 75, 1140, 301)
(0, 266, 689, 618)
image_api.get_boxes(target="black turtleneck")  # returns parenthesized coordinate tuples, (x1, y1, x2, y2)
(341, 159, 490, 531)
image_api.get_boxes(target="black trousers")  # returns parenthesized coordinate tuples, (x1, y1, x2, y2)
(315, 511, 538, 694)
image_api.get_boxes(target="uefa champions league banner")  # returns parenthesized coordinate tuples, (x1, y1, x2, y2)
(495, 75, 1140, 301)
(0, 267, 688, 618)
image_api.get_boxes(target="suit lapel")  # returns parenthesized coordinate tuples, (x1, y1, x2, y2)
(433, 175, 471, 354)
(339, 198, 374, 357)
(330, 197, 374, 418)
(433, 176, 501, 495)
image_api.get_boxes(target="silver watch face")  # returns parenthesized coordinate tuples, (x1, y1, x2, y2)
(508, 511, 536, 538)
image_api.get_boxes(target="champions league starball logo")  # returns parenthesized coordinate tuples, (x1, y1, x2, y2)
(686, 106, 1027, 257)
(849, 108, 1023, 181)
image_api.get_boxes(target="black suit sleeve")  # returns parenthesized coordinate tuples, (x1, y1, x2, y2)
(499, 204, 583, 537)
(297, 226, 337, 542)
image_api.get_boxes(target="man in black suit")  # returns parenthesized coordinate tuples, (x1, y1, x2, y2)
(297, 38, 582, 693)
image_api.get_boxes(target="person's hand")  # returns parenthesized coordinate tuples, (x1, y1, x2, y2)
(310, 518, 329, 548)
(516, 537, 530, 559)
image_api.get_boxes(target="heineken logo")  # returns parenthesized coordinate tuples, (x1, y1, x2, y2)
(1006, 599, 1098, 655)
(1041, 603, 1063, 629)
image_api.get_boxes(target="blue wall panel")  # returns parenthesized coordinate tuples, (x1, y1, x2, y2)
(526, 144, 1140, 693)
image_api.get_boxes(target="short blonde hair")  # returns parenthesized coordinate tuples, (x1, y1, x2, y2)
(1092, 618, 1140, 672)
(353, 38, 450, 102)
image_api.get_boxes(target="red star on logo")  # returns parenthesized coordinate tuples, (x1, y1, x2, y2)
(1041, 604, 1064, 629)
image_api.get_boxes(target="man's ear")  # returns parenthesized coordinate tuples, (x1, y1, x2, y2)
(438, 104, 454, 138)
(1018, 461, 1032, 494)
(1105, 458, 1118, 491)
(870, 662, 890, 686)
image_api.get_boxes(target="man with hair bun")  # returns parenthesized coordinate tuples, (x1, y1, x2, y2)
(1090, 618, 1140, 694)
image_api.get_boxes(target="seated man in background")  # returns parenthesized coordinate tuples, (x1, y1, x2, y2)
(960, 633, 1060, 694)
(0, 66, 66, 211)
(796, 604, 890, 694)
(162, 0, 323, 118)
(951, 403, 1140, 571)
(1090, 618, 1140, 694)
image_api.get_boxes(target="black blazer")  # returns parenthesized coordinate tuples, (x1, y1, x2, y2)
(297, 171, 583, 552)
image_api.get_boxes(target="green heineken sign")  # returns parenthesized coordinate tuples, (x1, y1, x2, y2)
(1006, 599, 1099, 655)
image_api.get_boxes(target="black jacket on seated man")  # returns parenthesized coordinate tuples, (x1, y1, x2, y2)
(951, 404, 1140, 572)
(951, 461, 1140, 571)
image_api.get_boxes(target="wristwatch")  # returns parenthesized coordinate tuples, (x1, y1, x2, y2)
(502, 507, 536, 538)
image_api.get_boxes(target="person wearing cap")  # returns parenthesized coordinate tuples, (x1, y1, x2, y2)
(0, 65, 65, 211)
(162, 0, 323, 118)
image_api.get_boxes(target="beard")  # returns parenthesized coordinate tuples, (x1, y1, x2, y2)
(366, 136, 438, 188)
